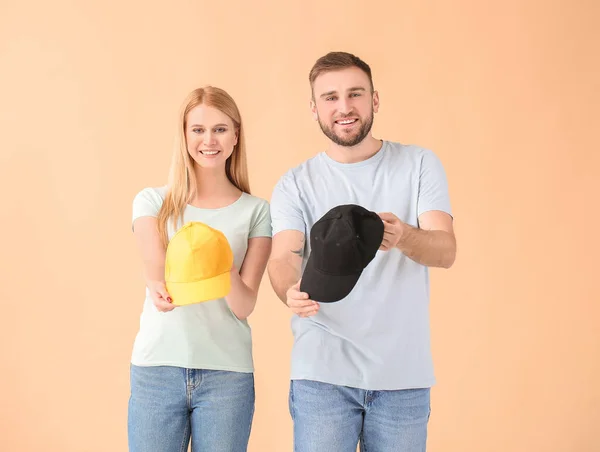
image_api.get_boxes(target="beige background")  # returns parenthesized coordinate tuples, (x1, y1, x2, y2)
(1, 0, 599, 451)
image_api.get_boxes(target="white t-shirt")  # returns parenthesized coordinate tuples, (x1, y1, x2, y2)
(130, 186, 272, 372)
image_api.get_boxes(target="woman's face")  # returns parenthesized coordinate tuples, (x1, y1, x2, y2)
(185, 104, 238, 169)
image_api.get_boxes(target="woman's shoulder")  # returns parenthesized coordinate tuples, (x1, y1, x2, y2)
(239, 192, 270, 210)
(132, 185, 168, 212)
(134, 185, 168, 201)
(237, 193, 272, 237)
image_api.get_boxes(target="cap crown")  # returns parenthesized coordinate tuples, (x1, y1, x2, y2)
(165, 222, 233, 283)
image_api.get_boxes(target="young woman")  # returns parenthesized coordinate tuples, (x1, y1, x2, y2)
(128, 86, 272, 452)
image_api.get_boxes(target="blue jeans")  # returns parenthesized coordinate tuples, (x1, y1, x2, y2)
(289, 379, 431, 452)
(128, 365, 255, 452)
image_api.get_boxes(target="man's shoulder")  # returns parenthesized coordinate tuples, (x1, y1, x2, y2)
(274, 154, 324, 186)
(288, 153, 324, 174)
(382, 141, 446, 171)
(384, 140, 433, 159)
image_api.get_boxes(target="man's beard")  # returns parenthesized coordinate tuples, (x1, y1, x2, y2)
(318, 110, 374, 147)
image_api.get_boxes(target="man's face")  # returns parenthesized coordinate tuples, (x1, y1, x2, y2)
(311, 67, 379, 147)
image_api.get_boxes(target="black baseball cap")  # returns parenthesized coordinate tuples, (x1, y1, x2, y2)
(300, 204, 384, 302)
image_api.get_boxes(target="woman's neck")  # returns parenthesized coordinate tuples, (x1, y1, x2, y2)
(189, 165, 241, 208)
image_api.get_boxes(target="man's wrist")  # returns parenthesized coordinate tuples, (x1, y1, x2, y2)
(395, 222, 410, 249)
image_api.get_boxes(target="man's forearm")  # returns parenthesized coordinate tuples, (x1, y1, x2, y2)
(267, 259, 301, 303)
(397, 226, 456, 268)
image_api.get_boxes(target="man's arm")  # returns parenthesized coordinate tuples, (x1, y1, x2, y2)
(379, 210, 456, 269)
(267, 230, 305, 303)
(398, 210, 456, 268)
(378, 149, 456, 268)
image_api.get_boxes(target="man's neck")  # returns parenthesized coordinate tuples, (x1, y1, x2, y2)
(325, 136, 383, 164)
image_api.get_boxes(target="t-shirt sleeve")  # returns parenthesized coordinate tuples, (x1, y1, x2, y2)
(417, 150, 453, 218)
(249, 199, 273, 238)
(132, 187, 164, 229)
(269, 172, 306, 236)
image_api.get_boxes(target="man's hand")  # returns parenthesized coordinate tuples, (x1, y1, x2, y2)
(147, 280, 176, 312)
(286, 280, 319, 317)
(377, 212, 406, 251)
(376, 210, 456, 268)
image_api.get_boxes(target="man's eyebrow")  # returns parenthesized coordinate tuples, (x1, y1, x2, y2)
(320, 90, 337, 99)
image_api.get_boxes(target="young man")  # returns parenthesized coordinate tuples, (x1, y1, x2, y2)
(268, 51, 456, 452)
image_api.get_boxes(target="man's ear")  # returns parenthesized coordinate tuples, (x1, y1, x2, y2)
(310, 99, 318, 121)
(372, 90, 380, 113)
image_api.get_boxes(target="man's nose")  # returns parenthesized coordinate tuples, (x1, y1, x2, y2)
(337, 97, 352, 115)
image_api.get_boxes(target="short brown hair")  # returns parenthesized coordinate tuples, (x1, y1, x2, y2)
(309, 51, 374, 93)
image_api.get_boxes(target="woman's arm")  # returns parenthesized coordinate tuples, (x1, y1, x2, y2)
(133, 216, 176, 312)
(225, 237, 272, 320)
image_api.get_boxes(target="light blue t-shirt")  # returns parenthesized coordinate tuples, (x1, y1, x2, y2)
(270, 141, 452, 390)
(130, 186, 272, 372)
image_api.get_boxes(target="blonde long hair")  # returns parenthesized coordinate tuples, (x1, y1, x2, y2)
(157, 86, 250, 247)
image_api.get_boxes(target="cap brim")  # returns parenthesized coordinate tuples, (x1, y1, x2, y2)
(299, 256, 361, 303)
(166, 271, 231, 306)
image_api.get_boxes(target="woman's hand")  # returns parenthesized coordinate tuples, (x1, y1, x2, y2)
(147, 280, 176, 312)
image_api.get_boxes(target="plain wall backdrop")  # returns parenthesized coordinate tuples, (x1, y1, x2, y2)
(1, 0, 599, 451)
